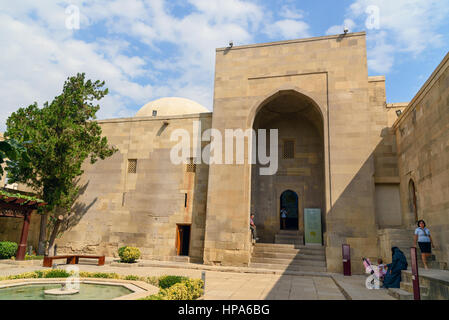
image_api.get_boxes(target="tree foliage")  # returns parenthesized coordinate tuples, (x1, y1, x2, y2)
(0, 139, 30, 177)
(5, 73, 117, 251)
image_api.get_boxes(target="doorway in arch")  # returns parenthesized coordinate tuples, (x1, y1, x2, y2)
(280, 190, 299, 230)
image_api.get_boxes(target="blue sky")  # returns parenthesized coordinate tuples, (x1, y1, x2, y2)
(1, 0, 448, 131)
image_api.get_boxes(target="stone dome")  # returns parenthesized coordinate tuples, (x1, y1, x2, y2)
(135, 97, 209, 117)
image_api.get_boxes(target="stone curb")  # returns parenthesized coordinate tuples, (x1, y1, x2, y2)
(0, 277, 158, 300)
(110, 259, 334, 278)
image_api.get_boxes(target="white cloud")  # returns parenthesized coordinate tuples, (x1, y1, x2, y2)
(326, 19, 356, 35)
(366, 31, 395, 74)
(0, 0, 314, 132)
(324, 0, 449, 74)
(279, 5, 305, 20)
(0, 10, 141, 131)
(342, 0, 449, 73)
(349, 0, 449, 53)
(265, 19, 311, 40)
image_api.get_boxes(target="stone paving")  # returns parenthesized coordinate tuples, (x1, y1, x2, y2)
(0, 261, 395, 300)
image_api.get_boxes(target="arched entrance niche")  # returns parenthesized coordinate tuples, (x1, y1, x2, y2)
(280, 190, 299, 230)
(250, 89, 325, 243)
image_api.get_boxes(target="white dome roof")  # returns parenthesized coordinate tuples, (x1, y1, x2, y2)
(135, 97, 209, 117)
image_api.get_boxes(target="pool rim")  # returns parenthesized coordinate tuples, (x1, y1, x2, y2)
(0, 277, 159, 300)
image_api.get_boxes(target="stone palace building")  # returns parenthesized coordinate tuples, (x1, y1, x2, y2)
(1, 32, 448, 274)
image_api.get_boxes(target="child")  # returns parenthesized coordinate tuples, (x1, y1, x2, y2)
(377, 258, 387, 280)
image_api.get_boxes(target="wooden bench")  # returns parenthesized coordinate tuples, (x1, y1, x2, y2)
(43, 255, 105, 267)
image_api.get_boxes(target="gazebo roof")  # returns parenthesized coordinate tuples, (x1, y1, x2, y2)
(0, 188, 47, 261)
(0, 189, 46, 210)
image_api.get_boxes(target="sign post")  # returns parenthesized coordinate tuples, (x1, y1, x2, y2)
(411, 247, 421, 300)
(342, 244, 351, 276)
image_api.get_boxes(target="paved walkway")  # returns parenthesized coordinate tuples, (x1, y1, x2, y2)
(0, 262, 394, 300)
(331, 274, 395, 300)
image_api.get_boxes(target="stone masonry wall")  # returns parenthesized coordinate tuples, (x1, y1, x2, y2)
(204, 32, 384, 272)
(394, 52, 449, 267)
(55, 113, 212, 262)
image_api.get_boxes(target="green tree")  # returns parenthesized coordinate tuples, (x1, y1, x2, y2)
(0, 139, 30, 177)
(5, 73, 117, 255)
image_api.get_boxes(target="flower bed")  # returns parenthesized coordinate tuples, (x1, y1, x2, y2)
(0, 271, 203, 300)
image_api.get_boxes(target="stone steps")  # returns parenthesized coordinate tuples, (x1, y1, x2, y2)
(387, 288, 414, 300)
(274, 239, 304, 245)
(250, 242, 326, 272)
(254, 243, 325, 251)
(389, 240, 414, 247)
(274, 230, 304, 245)
(390, 269, 449, 300)
(380, 228, 446, 271)
(251, 257, 327, 267)
(396, 249, 443, 269)
(254, 248, 325, 256)
(252, 251, 326, 261)
(248, 262, 327, 273)
(400, 281, 429, 296)
(276, 230, 302, 235)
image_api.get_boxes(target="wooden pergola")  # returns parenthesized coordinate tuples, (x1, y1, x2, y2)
(0, 192, 46, 260)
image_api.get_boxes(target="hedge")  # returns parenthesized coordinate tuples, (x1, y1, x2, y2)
(0, 241, 18, 259)
(158, 275, 189, 289)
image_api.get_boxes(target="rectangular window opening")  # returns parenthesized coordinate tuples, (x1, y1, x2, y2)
(283, 140, 295, 159)
(128, 159, 137, 173)
(186, 158, 196, 173)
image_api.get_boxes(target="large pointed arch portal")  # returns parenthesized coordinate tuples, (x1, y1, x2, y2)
(250, 89, 326, 243)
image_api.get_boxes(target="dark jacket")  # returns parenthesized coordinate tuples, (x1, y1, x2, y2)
(383, 247, 408, 288)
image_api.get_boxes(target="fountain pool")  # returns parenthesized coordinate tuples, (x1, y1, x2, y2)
(0, 282, 135, 300)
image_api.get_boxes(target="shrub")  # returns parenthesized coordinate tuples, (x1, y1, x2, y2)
(140, 294, 164, 300)
(118, 246, 140, 263)
(183, 279, 204, 300)
(148, 279, 204, 300)
(0, 241, 18, 259)
(44, 269, 70, 278)
(118, 246, 126, 258)
(145, 276, 159, 287)
(160, 282, 191, 300)
(124, 275, 141, 281)
(0, 271, 39, 281)
(158, 275, 189, 289)
(79, 272, 120, 279)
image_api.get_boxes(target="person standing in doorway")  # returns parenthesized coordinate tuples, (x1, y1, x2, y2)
(414, 220, 435, 269)
(250, 214, 259, 242)
(280, 207, 288, 230)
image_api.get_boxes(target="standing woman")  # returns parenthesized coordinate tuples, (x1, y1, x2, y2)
(280, 208, 288, 230)
(414, 220, 435, 269)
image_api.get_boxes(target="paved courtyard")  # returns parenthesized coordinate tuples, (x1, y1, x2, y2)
(0, 261, 395, 300)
